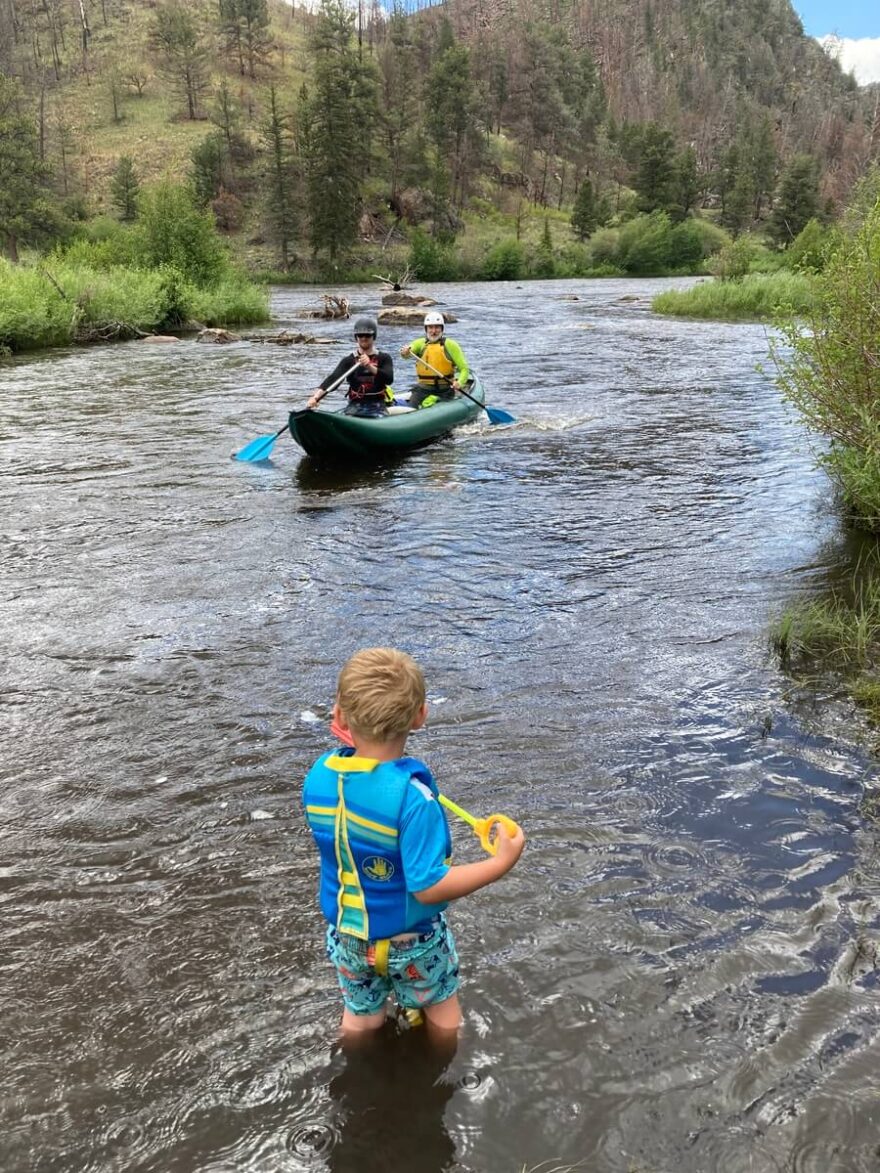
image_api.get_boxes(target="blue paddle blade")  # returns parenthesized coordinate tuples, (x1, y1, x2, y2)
(485, 406, 515, 425)
(235, 426, 285, 462)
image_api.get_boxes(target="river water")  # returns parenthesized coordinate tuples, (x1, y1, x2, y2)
(3, 278, 880, 1173)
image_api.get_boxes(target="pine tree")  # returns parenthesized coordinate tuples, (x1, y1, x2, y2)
(634, 124, 677, 213)
(571, 178, 599, 239)
(303, 0, 377, 259)
(151, 2, 209, 120)
(0, 75, 53, 260)
(261, 85, 297, 270)
(110, 155, 140, 220)
(770, 154, 821, 246)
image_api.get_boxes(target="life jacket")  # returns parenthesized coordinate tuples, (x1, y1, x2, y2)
(303, 751, 450, 943)
(347, 351, 387, 400)
(415, 339, 455, 383)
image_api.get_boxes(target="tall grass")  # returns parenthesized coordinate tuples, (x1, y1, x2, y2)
(652, 271, 815, 320)
(0, 257, 268, 352)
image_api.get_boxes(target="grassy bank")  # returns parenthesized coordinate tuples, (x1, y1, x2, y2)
(652, 270, 815, 320)
(771, 563, 880, 727)
(0, 258, 268, 354)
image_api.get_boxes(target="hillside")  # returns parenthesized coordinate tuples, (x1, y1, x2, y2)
(1, 0, 878, 272)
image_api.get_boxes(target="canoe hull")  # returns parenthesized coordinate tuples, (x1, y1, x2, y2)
(287, 378, 485, 462)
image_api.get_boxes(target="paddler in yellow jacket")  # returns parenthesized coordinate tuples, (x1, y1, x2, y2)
(399, 311, 470, 409)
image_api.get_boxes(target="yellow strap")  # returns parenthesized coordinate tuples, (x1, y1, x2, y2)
(371, 938, 390, 976)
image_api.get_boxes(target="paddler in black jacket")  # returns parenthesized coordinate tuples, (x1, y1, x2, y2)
(307, 317, 394, 418)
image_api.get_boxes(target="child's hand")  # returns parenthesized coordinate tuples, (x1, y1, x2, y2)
(492, 821, 525, 872)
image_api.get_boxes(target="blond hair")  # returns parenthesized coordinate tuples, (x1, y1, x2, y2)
(337, 647, 426, 742)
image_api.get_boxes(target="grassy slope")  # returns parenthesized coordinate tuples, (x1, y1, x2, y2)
(51, 1, 308, 214)
(37, 1, 592, 276)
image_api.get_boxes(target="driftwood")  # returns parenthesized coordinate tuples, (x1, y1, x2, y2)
(74, 321, 149, 343)
(297, 294, 351, 319)
(373, 264, 414, 291)
(378, 306, 458, 326)
(140, 334, 181, 344)
(197, 328, 241, 344)
(243, 331, 333, 345)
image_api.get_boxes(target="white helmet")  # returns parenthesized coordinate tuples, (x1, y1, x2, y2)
(423, 311, 445, 330)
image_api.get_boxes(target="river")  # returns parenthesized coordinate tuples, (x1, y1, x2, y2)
(2, 278, 879, 1173)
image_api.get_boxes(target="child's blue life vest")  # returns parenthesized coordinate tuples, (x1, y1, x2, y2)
(303, 750, 452, 941)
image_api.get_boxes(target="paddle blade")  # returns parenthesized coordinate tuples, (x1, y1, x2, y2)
(235, 428, 283, 462)
(484, 406, 515, 425)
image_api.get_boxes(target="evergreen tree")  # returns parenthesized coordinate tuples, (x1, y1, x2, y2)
(571, 178, 600, 239)
(303, 0, 376, 258)
(770, 153, 821, 246)
(260, 85, 298, 270)
(378, 3, 421, 201)
(110, 155, 140, 220)
(671, 146, 700, 220)
(0, 75, 53, 260)
(634, 124, 677, 213)
(151, 1, 209, 120)
(424, 34, 481, 212)
(219, 0, 271, 79)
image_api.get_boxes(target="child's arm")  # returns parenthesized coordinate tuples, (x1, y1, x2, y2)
(413, 824, 524, 904)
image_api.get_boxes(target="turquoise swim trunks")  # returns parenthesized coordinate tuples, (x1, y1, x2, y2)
(326, 916, 460, 1016)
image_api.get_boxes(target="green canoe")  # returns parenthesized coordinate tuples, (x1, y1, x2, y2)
(287, 376, 486, 461)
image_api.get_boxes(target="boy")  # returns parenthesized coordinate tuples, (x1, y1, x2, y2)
(302, 647, 524, 1039)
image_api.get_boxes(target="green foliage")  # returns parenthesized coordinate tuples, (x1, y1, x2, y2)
(773, 188, 880, 528)
(532, 218, 556, 277)
(571, 179, 601, 240)
(110, 156, 140, 221)
(303, 0, 378, 258)
(653, 270, 815, 320)
(770, 154, 821, 246)
(135, 181, 228, 285)
(260, 85, 298, 270)
(188, 273, 269, 325)
(708, 235, 761, 281)
(0, 74, 57, 260)
(190, 135, 226, 207)
(408, 228, 460, 281)
(784, 217, 830, 273)
(634, 124, 677, 213)
(478, 238, 526, 280)
(151, 1, 210, 120)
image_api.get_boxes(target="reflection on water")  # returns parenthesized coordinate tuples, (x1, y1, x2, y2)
(2, 277, 880, 1173)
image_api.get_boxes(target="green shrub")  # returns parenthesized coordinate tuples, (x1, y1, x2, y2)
(408, 229, 460, 281)
(478, 238, 526, 280)
(134, 180, 229, 286)
(773, 182, 880, 529)
(784, 217, 831, 273)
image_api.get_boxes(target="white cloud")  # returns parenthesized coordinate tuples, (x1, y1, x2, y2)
(818, 35, 880, 85)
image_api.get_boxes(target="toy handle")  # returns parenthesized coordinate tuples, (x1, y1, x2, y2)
(475, 813, 521, 856)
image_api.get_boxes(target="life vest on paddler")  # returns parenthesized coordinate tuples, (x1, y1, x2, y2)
(415, 340, 455, 383)
(303, 750, 451, 945)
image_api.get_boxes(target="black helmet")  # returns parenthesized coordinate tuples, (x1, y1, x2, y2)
(353, 316, 377, 338)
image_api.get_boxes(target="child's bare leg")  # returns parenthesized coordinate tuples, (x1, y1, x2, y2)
(341, 1007, 386, 1035)
(423, 993, 461, 1031)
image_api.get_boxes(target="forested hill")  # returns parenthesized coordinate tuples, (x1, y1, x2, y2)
(1, 0, 879, 269)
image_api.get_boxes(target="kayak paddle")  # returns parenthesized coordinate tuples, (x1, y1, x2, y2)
(234, 360, 361, 462)
(402, 353, 515, 425)
(329, 716, 521, 856)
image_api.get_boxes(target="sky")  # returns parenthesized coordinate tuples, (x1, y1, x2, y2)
(793, 0, 880, 83)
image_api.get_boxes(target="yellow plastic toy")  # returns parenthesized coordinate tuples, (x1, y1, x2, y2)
(438, 794, 522, 856)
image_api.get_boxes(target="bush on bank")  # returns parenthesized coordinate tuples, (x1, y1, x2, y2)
(773, 179, 880, 529)
(0, 258, 268, 353)
(652, 270, 815, 320)
(0, 182, 269, 354)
